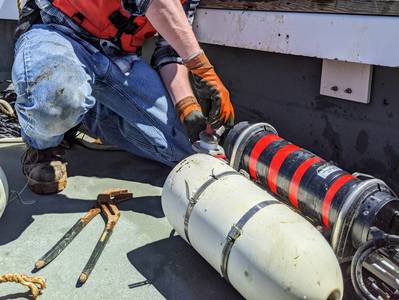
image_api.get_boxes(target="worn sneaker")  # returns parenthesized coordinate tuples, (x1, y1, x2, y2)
(21, 146, 68, 194)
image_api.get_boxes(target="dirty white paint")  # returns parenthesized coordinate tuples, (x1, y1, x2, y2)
(193, 9, 399, 68)
(3, 3, 398, 67)
(0, 0, 21, 20)
(320, 60, 373, 104)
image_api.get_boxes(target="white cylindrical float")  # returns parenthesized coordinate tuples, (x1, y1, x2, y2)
(0, 166, 8, 218)
(162, 154, 343, 300)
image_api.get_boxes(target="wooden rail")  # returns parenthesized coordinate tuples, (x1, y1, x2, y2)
(199, 0, 399, 16)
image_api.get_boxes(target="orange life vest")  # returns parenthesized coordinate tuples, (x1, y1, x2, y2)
(51, 0, 162, 53)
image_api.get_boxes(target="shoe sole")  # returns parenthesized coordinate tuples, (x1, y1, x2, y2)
(27, 177, 67, 195)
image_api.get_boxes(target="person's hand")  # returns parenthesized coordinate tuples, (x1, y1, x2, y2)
(185, 51, 235, 128)
(175, 96, 207, 142)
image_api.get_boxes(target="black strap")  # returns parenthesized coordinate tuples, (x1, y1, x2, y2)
(73, 12, 85, 23)
(109, 10, 139, 35)
(121, 0, 138, 14)
(220, 200, 280, 282)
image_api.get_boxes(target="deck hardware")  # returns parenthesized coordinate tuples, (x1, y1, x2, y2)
(321, 60, 372, 103)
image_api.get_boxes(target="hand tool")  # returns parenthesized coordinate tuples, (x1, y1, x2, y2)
(192, 124, 226, 158)
(34, 188, 133, 284)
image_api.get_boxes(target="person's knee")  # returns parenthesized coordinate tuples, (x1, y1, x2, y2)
(15, 57, 95, 138)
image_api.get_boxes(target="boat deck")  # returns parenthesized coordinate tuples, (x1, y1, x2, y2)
(0, 141, 242, 299)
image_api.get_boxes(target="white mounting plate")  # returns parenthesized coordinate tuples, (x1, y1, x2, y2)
(320, 60, 373, 104)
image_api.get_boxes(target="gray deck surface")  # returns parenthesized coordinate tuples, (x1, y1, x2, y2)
(0, 142, 242, 300)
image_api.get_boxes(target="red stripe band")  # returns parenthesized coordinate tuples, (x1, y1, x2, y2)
(322, 174, 355, 228)
(288, 157, 323, 209)
(214, 154, 227, 160)
(267, 144, 301, 194)
(248, 134, 281, 181)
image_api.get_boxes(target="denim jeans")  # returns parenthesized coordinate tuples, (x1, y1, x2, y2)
(12, 24, 193, 166)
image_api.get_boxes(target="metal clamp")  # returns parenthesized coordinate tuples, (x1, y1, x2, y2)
(183, 171, 240, 244)
(331, 178, 389, 259)
(229, 122, 278, 170)
(220, 200, 280, 282)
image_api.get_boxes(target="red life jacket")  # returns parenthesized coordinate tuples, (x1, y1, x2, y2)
(51, 0, 161, 53)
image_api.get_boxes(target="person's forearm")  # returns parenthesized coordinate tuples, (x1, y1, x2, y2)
(146, 0, 201, 60)
(159, 63, 195, 105)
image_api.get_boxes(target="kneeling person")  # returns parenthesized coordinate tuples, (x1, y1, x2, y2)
(13, 0, 235, 194)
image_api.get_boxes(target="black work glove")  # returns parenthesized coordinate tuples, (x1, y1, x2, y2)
(175, 96, 207, 142)
(184, 51, 235, 129)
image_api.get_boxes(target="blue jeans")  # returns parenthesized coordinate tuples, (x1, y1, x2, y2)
(12, 24, 193, 166)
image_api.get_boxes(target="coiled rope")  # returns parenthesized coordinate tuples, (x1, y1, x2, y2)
(0, 99, 19, 137)
(0, 83, 20, 139)
(0, 273, 46, 299)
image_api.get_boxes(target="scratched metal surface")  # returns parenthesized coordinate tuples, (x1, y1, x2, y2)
(0, 142, 242, 300)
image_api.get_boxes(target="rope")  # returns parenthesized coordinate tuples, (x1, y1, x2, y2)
(0, 99, 15, 118)
(0, 84, 20, 138)
(17, 0, 23, 16)
(0, 114, 20, 138)
(0, 273, 46, 299)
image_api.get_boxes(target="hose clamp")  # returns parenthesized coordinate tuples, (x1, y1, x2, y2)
(220, 200, 280, 282)
(331, 178, 391, 259)
(183, 171, 240, 244)
(229, 122, 278, 171)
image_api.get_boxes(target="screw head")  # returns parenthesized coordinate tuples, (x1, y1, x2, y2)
(331, 86, 339, 92)
(345, 88, 353, 94)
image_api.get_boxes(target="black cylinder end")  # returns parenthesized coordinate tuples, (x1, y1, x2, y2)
(352, 191, 399, 248)
(223, 121, 251, 159)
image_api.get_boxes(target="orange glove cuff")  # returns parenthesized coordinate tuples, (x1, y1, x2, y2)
(184, 51, 211, 71)
(175, 96, 202, 123)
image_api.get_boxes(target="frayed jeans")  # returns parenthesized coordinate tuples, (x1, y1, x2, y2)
(12, 24, 193, 166)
